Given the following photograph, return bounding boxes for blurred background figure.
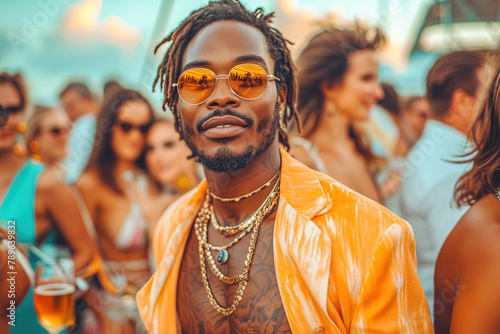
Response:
[59,82,98,184]
[399,96,431,150]
[77,89,154,334]
[103,80,124,104]
[394,51,487,317]
[373,85,432,209]
[140,118,201,230]
[0,72,98,334]
[291,24,391,203]
[434,52,500,334]
[363,84,431,159]
[24,105,71,175]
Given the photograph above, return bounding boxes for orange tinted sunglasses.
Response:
[172,63,280,105]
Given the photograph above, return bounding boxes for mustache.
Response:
[196,108,254,132]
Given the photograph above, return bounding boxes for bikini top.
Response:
[114,202,148,251]
[114,172,149,251]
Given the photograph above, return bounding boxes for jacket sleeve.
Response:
[350,222,434,333]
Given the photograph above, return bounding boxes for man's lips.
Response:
[201,115,249,131]
[201,115,249,140]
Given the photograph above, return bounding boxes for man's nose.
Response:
[206,78,241,109]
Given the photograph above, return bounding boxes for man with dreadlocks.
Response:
[136,1,432,333]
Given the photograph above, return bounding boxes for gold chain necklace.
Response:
[194,182,280,316]
[211,177,280,237]
[209,170,280,202]
[207,223,254,252]
[211,210,255,237]
[204,190,279,284]
[207,179,280,265]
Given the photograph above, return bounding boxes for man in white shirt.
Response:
[396,51,487,317]
[59,83,97,184]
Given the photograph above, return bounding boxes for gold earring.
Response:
[279,110,287,131]
[176,175,191,191]
[326,100,335,117]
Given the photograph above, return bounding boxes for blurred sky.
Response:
[0,0,434,108]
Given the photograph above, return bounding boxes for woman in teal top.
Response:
[0,159,45,334]
[0,72,99,333]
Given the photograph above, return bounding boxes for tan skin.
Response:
[77,100,153,286]
[176,21,291,333]
[0,82,97,275]
[134,121,200,232]
[77,100,153,334]
[290,50,384,202]
[434,194,500,333]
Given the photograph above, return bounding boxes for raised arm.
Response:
[351,222,433,333]
[38,170,98,276]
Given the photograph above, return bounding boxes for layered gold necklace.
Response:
[194,178,280,316]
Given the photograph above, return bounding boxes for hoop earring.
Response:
[279,110,287,131]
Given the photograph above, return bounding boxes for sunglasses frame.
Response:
[172,63,281,105]
[116,121,151,135]
[47,126,70,136]
[0,111,8,127]
[0,104,22,127]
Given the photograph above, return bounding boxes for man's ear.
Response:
[447,88,477,131]
[450,89,468,111]
[278,83,287,112]
[176,112,184,138]
[450,88,476,116]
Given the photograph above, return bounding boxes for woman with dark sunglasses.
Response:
[290,24,391,203]
[77,89,154,333]
[0,73,99,334]
[24,105,71,172]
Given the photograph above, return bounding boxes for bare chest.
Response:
[177,212,292,334]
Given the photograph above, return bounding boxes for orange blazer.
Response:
[136,148,433,333]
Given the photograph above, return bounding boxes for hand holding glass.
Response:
[34,259,75,334]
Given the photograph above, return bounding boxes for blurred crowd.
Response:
[1,17,499,334]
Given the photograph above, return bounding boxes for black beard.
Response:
[181,104,280,173]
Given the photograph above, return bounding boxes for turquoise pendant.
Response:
[217,250,229,264]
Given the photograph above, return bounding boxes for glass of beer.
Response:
[34,259,75,334]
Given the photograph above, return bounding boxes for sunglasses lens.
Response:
[120,123,133,132]
[177,68,216,105]
[139,124,150,134]
[0,111,8,127]
[229,64,268,100]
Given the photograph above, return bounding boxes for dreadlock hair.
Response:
[152,0,300,150]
